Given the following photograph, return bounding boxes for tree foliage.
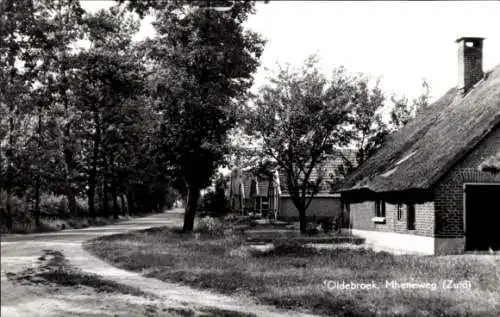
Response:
[390,80,430,130]
[336,77,389,177]
[0,1,181,231]
[245,56,354,233]
[139,0,265,231]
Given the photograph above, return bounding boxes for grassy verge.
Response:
[6,249,149,297]
[1,213,153,235]
[84,227,500,317]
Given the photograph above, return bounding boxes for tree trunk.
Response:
[88,108,100,218]
[120,194,126,216]
[34,176,41,229]
[111,183,119,219]
[126,190,134,215]
[63,148,78,216]
[298,207,307,234]
[34,110,42,229]
[5,188,13,231]
[97,178,103,215]
[101,155,109,218]
[109,154,119,219]
[5,25,16,231]
[5,113,15,230]
[87,182,96,218]
[103,184,109,218]
[58,22,77,217]
[112,193,119,219]
[182,187,200,232]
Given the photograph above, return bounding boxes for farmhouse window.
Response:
[397,204,403,220]
[407,204,416,230]
[374,200,386,217]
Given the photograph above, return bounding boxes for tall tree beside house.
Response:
[336,77,389,177]
[245,56,354,233]
[390,80,431,130]
[338,79,432,177]
[123,1,265,231]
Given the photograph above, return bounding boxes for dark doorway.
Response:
[465,184,500,251]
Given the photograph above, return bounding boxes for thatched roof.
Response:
[479,151,500,174]
[280,151,357,195]
[339,64,500,194]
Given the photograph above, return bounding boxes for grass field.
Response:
[84,226,500,317]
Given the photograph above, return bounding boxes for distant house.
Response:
[279,152,356,220]
[232,151,356,220]
[241,171,274,215]
[339,37,500,255]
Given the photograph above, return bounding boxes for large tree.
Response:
[245,56,354,233]
[336,77,389,177]
[0,0,41,229]
[73,6,145,218]
[125,1,265,231]
[390,80,430,130]
[22,0,86,216]
[337,80,431,177]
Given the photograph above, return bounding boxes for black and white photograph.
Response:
[1,1,499,316]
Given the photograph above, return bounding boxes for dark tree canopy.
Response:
[136,0,265,231]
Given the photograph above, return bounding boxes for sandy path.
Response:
[1,210,320,317]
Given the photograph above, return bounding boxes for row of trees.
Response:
[1,0,168,229]
[1,0,264,232]
[2,0,428,234]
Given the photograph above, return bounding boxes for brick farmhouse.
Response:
[339,37,500,255]
[232,151,356,220]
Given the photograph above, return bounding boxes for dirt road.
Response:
[1,210,319,317]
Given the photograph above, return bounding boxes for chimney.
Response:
[456,37,484,94]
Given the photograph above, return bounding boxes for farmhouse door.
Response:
[465,184,500,251]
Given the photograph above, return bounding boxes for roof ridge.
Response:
[339,64,500,194]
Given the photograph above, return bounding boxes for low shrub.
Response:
[0,192,34,233]
[164,187,179,210]
[199,191,231,218]
[40,218,69,231]
[318,217,334,233]
[76,197,89,215]
[305,221,320,235]
[39,193,67,218]
[195,216,225,237]
[67,217,89,229]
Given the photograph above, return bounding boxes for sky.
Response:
[80,0,500,103]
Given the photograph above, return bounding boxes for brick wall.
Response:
[345,126,499,240]
[279,196,342,220]
[457,39,483,92]
[348,202,377,230]
[434,126,500,237]
[349,201,434,236]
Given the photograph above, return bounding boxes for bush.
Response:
[40,218,69,231]
[195,216,225,237]
[318,218,334,233]
[305,221,320,235]
[76,197,89,215]
[0,191,33,233]
[199,191,230,218]
[40,194,68,218]
[164,187,179,210]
